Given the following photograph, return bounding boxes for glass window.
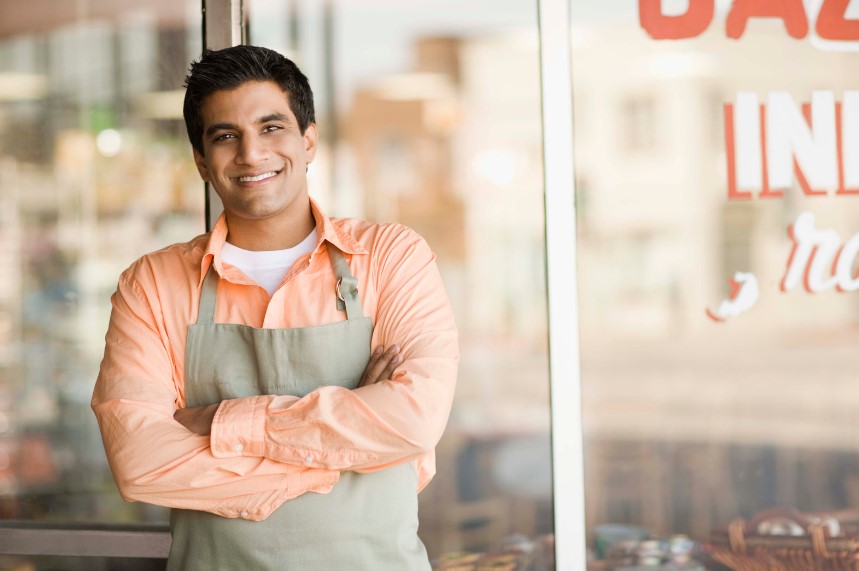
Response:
[573,2,859,569]
[1,2,559,569]
[0,0,201,528]
[621,96,658,153]
[248,1,556,567]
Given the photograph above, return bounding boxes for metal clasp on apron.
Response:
[336,277,357,303]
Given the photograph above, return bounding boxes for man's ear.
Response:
[303,123,318,164]
[193,148,210,182]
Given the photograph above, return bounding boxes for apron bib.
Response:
[168,244,430,570]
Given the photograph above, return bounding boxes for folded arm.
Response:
[92,272,339,520]
[208,227,459,474]
[173,345,404,434]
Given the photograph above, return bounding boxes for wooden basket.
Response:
[710,509,859,571]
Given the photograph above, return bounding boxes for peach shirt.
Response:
[92,199,459,521]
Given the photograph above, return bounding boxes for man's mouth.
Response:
[237,170,280,183]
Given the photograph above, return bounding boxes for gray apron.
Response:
[168,244,430,570]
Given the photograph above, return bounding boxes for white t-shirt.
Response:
[220,229,318,296]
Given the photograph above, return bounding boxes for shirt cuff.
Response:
[210,396,268,458]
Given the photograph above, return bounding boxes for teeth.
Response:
[238,171,277,182]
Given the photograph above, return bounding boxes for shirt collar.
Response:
[200,197,367,286]
[309,197,367,257]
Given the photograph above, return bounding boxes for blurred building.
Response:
[343,32,553,554]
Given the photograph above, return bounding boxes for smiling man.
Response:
[91,45,458,570]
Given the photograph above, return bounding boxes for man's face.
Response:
[193,80,317,227]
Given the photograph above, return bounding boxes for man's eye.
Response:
[213,133,235,142]
[263,125,282,133]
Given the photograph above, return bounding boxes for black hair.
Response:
[183,45,315,155]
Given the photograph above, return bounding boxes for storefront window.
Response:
[0,1,557,569]
[0,0,200,526]
[574,2,859,569]
[248,0,556,566]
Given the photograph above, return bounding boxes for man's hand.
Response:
[359,345,402,387]
[173,403,219,436]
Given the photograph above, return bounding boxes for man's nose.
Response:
[236,134,268,165]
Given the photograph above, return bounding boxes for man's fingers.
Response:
[359,345,401,387]
[377,354,402,384]
[359,347,387,386]
[365,345,399,384]
[172,404,218,436]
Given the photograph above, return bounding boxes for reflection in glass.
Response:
[573,3,859,569]
[0,0,201,526]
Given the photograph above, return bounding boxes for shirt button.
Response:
[304,456,313,465]
[240,511,249,518]
[233,444,244,453]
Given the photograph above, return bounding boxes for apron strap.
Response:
[196,263,219,325]
[195,245,364,324]
[326,243,364,320]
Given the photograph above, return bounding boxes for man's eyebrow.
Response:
[257,113,290,124]
[205,123,236,137]
[205,114,291,137]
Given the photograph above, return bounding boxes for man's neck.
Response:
[224,203,316,251]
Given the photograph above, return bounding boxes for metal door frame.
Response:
[537,0,586,568]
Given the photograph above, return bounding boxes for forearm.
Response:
[93,398,338,519]
[209,225,459,472]
[210,342,458,471]
[94,271,340,519]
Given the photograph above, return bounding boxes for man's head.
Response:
[183,46,320,249]
[183,45,316,156]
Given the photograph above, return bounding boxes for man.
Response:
[92,45,458,570]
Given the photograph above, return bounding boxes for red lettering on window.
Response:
[758,104,782,198]
[833,102,859,195]
[817,0,859,41]
[639,0,714,40]
[780,223,799,292]
[724,104,753,200]
[794,103,828,197]
[726,0,809,40]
